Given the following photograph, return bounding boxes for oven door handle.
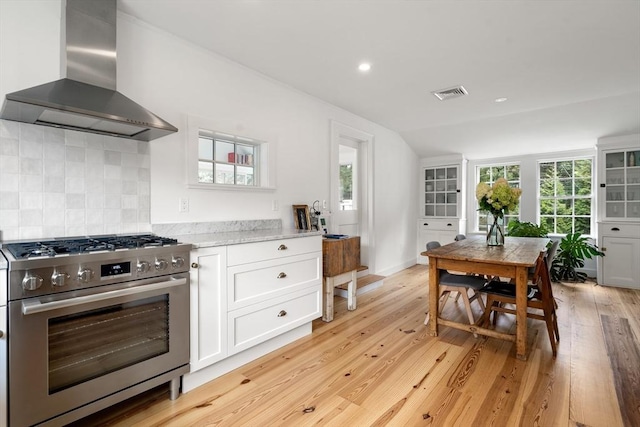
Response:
[22,277,187,315]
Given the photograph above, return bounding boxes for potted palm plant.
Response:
[550,232,604,282]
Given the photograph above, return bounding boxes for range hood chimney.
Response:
[0,0,177,141]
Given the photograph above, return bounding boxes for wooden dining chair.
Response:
[480,254,559,356]
[424,241,487,326]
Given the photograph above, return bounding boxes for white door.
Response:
[330,121,374,271]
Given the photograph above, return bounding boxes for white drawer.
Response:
[227,252,321,310]
[227,235,322,266]
[228,286,321,355]
[599,222,640,238]
[419,218,458,232]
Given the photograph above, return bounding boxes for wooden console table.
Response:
[322,236,360,321]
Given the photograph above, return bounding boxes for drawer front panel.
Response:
[419,219,458,232]
[599,223,640,238]
[228,253,321,310]
[228,287,321,354]
[227,235,322,266]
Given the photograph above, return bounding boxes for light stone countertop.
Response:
[170,228,323,249]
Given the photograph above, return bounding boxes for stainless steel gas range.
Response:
[0,234,191,427]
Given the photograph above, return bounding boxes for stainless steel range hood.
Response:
[0,0,177,141]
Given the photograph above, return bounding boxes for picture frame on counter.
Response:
[293,205,311,230]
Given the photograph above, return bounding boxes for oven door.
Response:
[8,273,189,427]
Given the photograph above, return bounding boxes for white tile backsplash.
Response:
[65,146,85,162]
[0,192,19,209]
[0,121,151,240]
[0,173,18,191]
[104,150,122,165]
[19,138,43,159]
[19,175,43,192]
[19,193,43,209]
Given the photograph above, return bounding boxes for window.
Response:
[186,116,275,190]
[539,158,593,235]
[339,143,357,211]
[198,133,257,186]
[476,163,521,230]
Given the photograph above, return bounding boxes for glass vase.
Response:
[487,213,505,246]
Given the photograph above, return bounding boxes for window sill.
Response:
[187,182,276,192]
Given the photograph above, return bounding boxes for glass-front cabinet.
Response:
[423,166,459,217]
[418,155,466,265]
[597,134,640,289]
[603,149,640,219]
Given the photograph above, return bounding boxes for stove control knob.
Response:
[78,268,94,283]
[137,260,151,273]
[172,256,185,269]
[155,258,169,271]
[22,273,43,291]
[51,270,70,287]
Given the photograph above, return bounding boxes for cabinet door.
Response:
[601,237,640,289]
[190,246,228,371]
[602,149,640,220]
[423,165,459,217]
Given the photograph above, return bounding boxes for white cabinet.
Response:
[183,234,322,392]
[597,222,640,289]
[189,246,227,371]
[599,141,640,220]
[418,155,467,263]
[226,236,322,354]
[422,165,460,218]
[417,218,460,264]
[597,134,640,288]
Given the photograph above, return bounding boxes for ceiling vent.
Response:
[431,85,468,101]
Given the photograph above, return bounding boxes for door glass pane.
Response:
[339,144,357,211]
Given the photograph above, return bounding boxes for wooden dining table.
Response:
[423,235,550,360]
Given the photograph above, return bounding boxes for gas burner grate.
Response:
[4,234,179,259]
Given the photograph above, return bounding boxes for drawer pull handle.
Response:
[277,272,287,279]
[191,262,199,269]
[423,223,428,226]
[277,244,288,251]
[611,227,620,231]
[277,310,287,317]
[447,223,452,227]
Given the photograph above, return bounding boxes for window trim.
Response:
[186,116,276,191]
[536,155,595,236]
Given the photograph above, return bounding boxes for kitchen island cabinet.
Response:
[181,232,322,393]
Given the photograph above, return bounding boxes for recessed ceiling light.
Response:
[495,97,508,103]
[358,63,371,72]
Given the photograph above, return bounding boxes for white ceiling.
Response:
[118,0,640,159]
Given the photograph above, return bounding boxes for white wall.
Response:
[0,2,419,275]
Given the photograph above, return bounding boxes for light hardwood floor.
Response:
[71,264,639,427]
